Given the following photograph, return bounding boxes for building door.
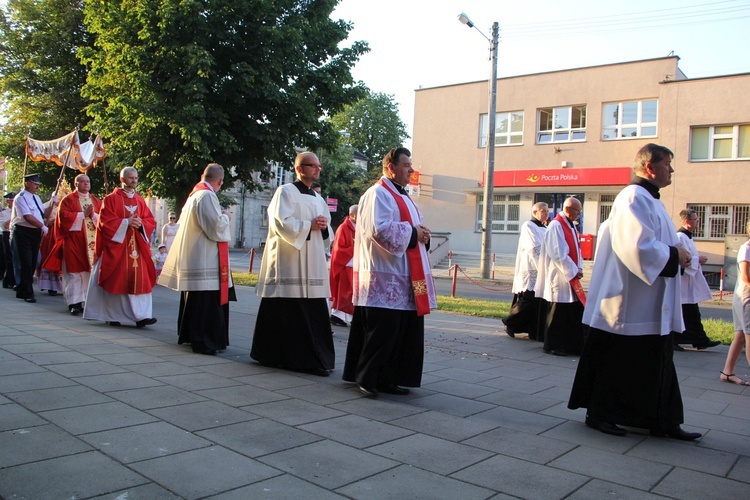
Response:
[599,194,616,227]
[534,192,585,227]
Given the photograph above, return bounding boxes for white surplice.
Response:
[583,184,683,336]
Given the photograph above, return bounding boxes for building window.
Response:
[602,99,657,140]
[690,124,750,161]
[271,162,292,188]
[688,204,750,240]
[260,205,269,228]
[476,193,520,233]
[537,105,586,143]
[479,111,524,147]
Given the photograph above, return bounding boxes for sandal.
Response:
[720,371,750,386]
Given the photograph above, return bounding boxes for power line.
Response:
[500,1,750,38]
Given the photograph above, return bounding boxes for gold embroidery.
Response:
[413,279,427,296]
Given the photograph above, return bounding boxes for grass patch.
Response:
[233,277,734,345]
[232,272,258,287]
[436,295,511,319]
[437,295,734,345]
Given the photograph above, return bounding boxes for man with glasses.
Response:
[535,197,586,356]
[251,152,334,376]
[672,209,721,351]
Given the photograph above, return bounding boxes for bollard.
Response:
[248,247,256,273]
[448,250,453,277]
[451,264,458,298]
[719,268,725,301]
[491,252,496,280]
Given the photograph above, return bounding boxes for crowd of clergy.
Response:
[5,143,750,442]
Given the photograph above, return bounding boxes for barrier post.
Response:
[451,265,458,298]
[248,247,256,273]
[491,253,496,280]
[448,250,453,277]
[719,268,725,301]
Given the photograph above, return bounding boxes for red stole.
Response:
[378,179,431,316]
[554,213,586,306]
[189,182,230,305]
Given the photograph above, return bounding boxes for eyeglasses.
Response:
[298,163,323,169]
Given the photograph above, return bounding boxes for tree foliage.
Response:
[330,91,408,173]
[318,140,366,228]
[0,0,92,193]
[79,0,369,209]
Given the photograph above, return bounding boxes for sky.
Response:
[331,0,750,148]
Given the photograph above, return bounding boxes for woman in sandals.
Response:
[720,219,750,386]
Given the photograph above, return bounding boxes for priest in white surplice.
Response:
[535,197,586,356]
[158,163,234,355]
[503,202,548,341]
[569,143,701,441]
[251,152,334,376]
[343,147,437,397]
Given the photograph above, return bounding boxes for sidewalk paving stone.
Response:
[1,280,749,498]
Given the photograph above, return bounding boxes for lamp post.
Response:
[458,12,499,280]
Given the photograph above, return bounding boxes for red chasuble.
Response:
[44,191,102,274]
[554,213,587,306]
[329,216,355,315]
[188,182,230,305]
[95,188,156,295]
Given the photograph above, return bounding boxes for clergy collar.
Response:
[678,226,693,238]
[531,218,545,228]
[77,191,90,198]
[631,176,660,199]
[120,187,136,198]
[385,177,408,195]
[293,180,316,196]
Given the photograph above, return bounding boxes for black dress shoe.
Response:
[358,385,378,397]
[693,340,721,350]
[379,385,410,395]
[585,415,627,436]
[47,290,58,296]
[543,348,568,356]
[135,318,157,328]
[330,316,348,327]
[673,344,685,352]
[650,426,702,441]
[24,297,37,303]
[505,327,516,338]
[308,368,331,377]
[107,321,121,326]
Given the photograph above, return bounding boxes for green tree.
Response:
[0,0,93,190]
[79,0,368,210]
[330,91,408,174]
[318,141,366,228]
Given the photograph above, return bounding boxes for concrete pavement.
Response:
[1,282,749,499]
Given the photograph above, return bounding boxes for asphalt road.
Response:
[229,250,733,322]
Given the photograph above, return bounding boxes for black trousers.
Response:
[672,303,711,345]
[2,231,14,288]
[11,226,41,299]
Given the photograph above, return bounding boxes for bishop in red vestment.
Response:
[83,167,158,327]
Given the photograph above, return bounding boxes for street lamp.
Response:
[458,12,499,280]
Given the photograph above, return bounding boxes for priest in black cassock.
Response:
[158,163,234,355]
[568,143,701,441]
[251,152,334,376]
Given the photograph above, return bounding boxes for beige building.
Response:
[412,56,750,279]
